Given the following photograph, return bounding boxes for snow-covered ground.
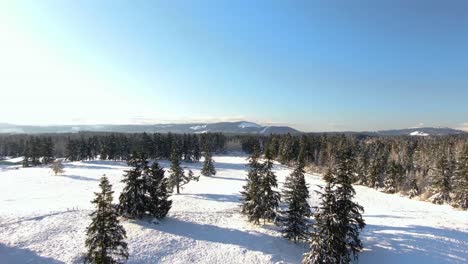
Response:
[0,155,467,264]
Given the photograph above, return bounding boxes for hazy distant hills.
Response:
[0,122,465,135]
[0,121,300,134]
[374,127,466,136]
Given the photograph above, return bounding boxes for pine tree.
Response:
[168,145,184,194]
[85,175,128,264]
[167,144,199,194]
[356,150,369,185]
[384,161,401,194]
[303,168,343,264]
[430,152,452,204]
[118,153,148,218]
[452,145,468,209]
[240,150,263,224]
[201,148,216,177]
[259,149,281,223]
[280,158,311,242]
[333,145,366,263]
[146,161,172,218]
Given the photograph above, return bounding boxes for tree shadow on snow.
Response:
[203,175,246,182]
[361,224,468,264]
[64,163,124,171]
[208,161,248,171]
[137,218,306,263]
[59,174,99,182]
[0,211,79,228]
[180,193,242,203]
[0,243,64,264]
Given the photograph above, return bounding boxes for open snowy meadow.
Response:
[0,155,467,264]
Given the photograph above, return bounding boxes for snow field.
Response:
[0,155,467,263]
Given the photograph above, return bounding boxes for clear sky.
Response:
[1,0,467,132]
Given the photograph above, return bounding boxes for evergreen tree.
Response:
[303,168,343,264]
[259,149,281,223]
[452,145,468,209]
[240,150,263,224]
[168,145,184,194]
[355,149,369,185]
[333,145,366,263]
[279,158,311,242]
[167,145,199,194]
[85,175,128,264]
[384,161,402,194]
[146,161,172,218]
[118,153,148,218]
[22,143,30,168]
[201,148,216,177]
[430,152,452,204]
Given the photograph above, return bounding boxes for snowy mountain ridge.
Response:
[0,121,300,134]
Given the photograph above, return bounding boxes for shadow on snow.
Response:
[361,224,467,264]
[136,217,306,263]
[0,243,64,264]
[180,193,242,203]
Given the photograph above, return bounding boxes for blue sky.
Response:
[1,0,467,131]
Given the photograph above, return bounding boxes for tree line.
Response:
[0,132,226,164]
[242,133,468,209]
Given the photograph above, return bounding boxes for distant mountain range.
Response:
[374,127,466,136]
[0,121,300,134]
[0,122,465,136]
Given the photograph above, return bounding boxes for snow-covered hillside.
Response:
[0,156,467,264]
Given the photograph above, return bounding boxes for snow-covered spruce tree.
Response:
[430,152,453,204]
[168,145,185,194]
[303,168,343,264]
[452,145,468,209]
[333,145,366,263]
[280,158,311,242]
[408,178,420,199]
[168,145,199,194]
[355,149,369,185]
[383,161,402,194]
[240,150,264,224]
[201,148,216,177]
[118,153,148,218]
[146,161,172,219]
[259,149,281,223]
[85,175,128,264]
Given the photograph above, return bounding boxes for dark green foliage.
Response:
[118,153,148,218]
[146,161,172,218]
[240,151,264,224]
[119,154,172,219]
[279,160,311,242]
[85,175,128,264]
[201,148,216,177]
[430,151,453,204]
[168,145,199,194]
[303,169,342,264]
[241,149,280,225]
[452,145,468,209]
[333,146,366,263]
[168,146,184,194]
[384,161,403,194]
[259,152,281,222]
